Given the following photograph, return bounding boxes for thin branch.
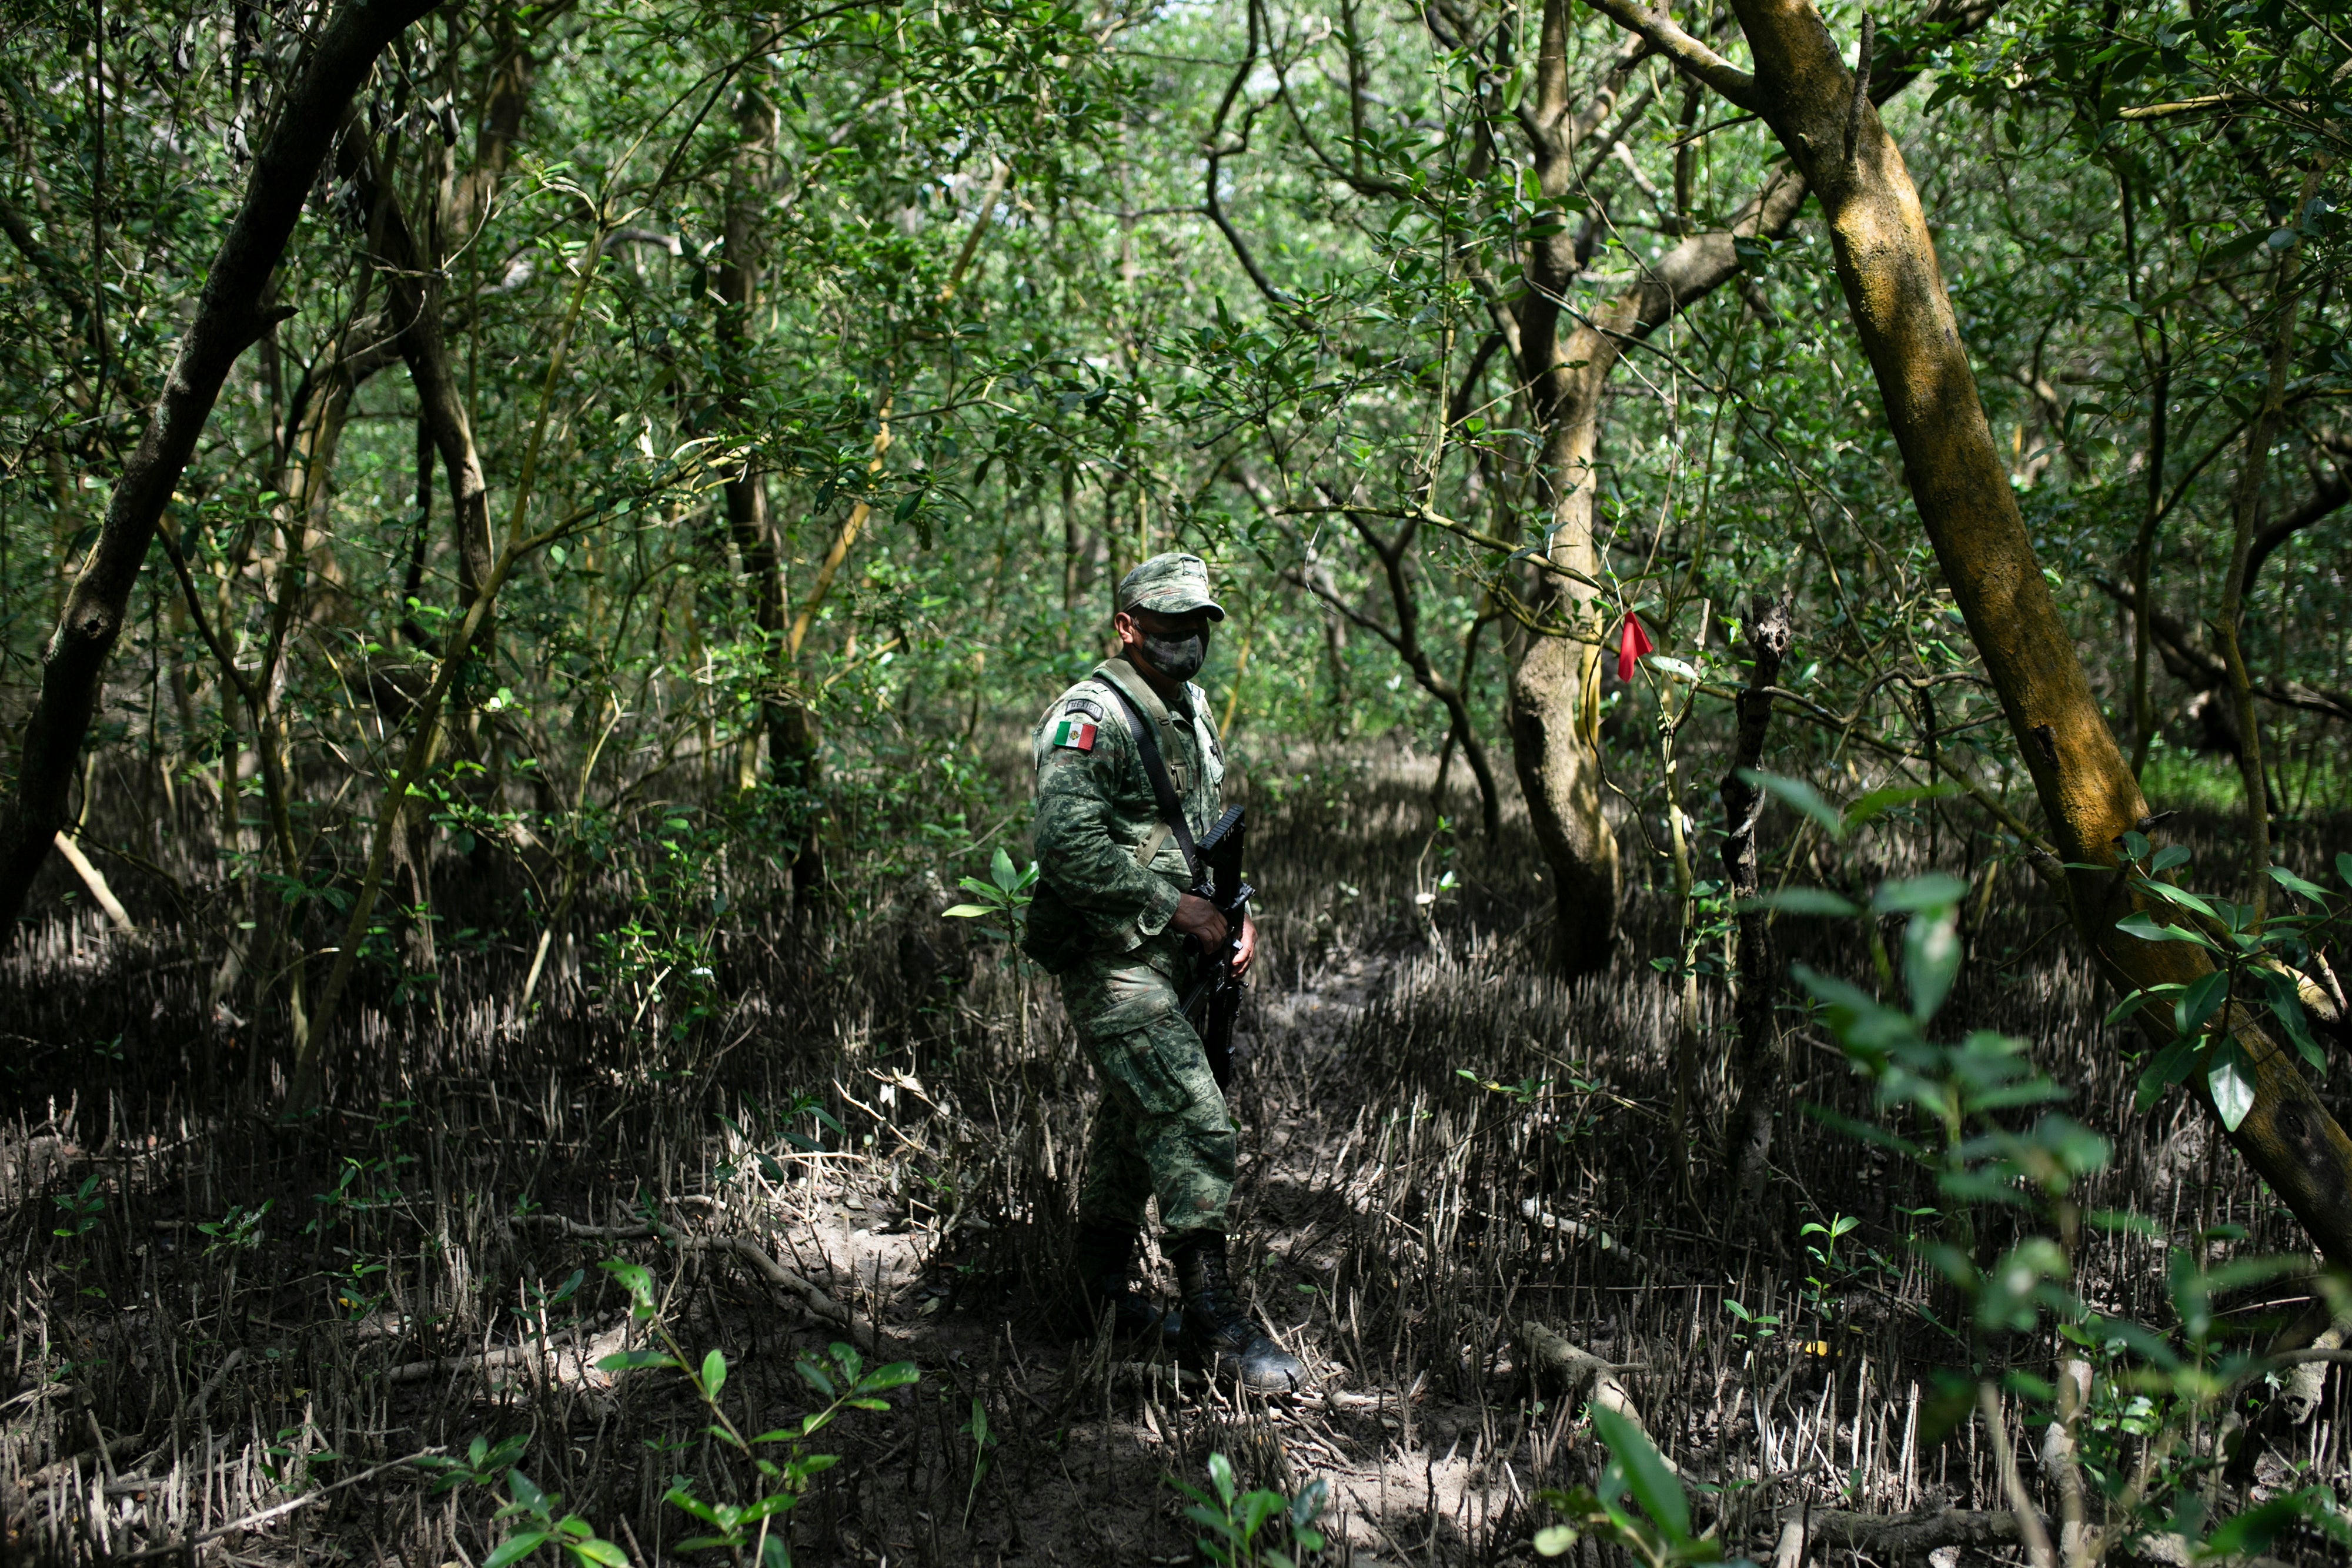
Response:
[1202,0,1291,305]
[1576,0,1762,114]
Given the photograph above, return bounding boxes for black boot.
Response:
[1070,1221,1181,1346]
[1171,1232,1306,1391]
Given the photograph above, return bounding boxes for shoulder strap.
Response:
[1098,678,1202,882]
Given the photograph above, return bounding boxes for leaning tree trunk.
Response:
[1589,0,2352,1265]
[0,0,440,935]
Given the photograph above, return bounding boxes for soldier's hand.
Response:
[1171,892,1230,950]
[1232,912,1257,978]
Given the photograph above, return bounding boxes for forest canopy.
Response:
[3,0,2351,1560]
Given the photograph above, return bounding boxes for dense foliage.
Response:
[3,0,2351,1559]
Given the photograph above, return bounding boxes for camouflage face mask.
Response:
[1139,628,1206,682]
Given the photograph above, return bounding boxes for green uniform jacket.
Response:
[1023,657,1226,979]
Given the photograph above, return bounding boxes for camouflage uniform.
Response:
[1025,629,1234,1239]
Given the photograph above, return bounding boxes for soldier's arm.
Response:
[1033,728,1184,938]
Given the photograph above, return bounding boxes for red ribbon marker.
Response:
[1615,614,1653,682]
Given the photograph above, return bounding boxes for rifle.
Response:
[1182,805,1252,1089]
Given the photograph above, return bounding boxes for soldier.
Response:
[1022,553,1306,1392]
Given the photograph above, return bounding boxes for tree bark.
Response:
[1586,0,2352,1267]
[2216,238,2305,921]
[717,88,793,780]
[1719,596,1793,1242]
[1499,0,1992,978]
[0,0,440,937]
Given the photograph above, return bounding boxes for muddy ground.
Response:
[2,763,2347,1565]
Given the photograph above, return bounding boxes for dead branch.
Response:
[1773,1506,2024,1565]
[1519,1320,1666,1463]
[512,1213,879,1352]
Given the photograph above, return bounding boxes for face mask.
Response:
[1140,629,1206,682]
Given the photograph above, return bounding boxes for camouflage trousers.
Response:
[1058,943,1234,1239]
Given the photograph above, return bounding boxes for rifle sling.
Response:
[1098,677,1202,885]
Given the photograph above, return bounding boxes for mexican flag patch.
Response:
[1051,714,1098,752]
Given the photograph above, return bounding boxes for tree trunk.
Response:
[1588,0,2352,1266]
[2215,240,2304,921]
[718,88,792,781]
[1504,0,1820,977]
[1719,596,1793,1243]
[0,0,440,936]
[1499,0,1987,979]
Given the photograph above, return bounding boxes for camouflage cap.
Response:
[1117,552,1226,621]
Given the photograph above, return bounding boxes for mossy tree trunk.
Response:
[1589,0,2352,1265]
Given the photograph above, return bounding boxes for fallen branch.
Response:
[51,831,133,932]
[186,1346,245,1421]
[513,1213,877,1352]
[700,1235,879,1354]
[1769,1504,2300,1568]
[1517,1200,1656,1271]
[1773,1506,2024,1566]
[22,1432,141,1490]
[1519,1321,1664,1463]
[383,1343,544,1385]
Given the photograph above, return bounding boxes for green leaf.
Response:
[596,1350,678,1372]
[2104,985,2177,1027]
[2141,880,2217,919]
[941,904,995,918]
[2086,1208,2159,1236]
[2173,971,2229,1040]
[507,1470,550,1513]
[2115,911,2215,949]
[2259,970,2326,1072]
[482,1533,550,1568]
[1905,907,1962,1022]
[566,1538,633,1567]
[2149,844,2191,874]
[1207,1451,1237,1507]
[1872,872,1970,915]
[2268,864,2332,902]
[1746,887,1862,918]
[2133,1035,2200,1114]
[2201,1489,2332,1556]
[2336,851,2352,891]
[2207,1042,2257,1132]
[599,1259,656,1310]
[1587,1404,1688,1540]
[1843,783,1960,830]
[1742,770,1843,839]
[860,1360,921,1392]
[701,1349,728,1401]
